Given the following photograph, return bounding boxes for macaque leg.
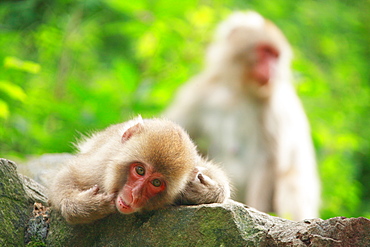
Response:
[274,174,297,219]
[245,163,274,213]
[274,171,318,220]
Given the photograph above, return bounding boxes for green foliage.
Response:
[0,0,369,219]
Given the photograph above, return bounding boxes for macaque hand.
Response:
[75,185,117,215]
[191,167,217,188]
[78,184,116,206]
[175,167,227,205]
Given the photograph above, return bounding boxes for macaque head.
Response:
[206,11,293,99]
[104,118,199,214]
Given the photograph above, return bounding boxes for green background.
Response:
[0,0,369,219]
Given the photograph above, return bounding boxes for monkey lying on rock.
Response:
[48,117,231,224]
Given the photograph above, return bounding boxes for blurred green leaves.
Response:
[0,0,369,219]
[0,100,9,119]
[0,81,27,103]
[4,57,41,74]
[0,56,39,119]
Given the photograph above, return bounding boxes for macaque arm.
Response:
[49,168,116,224]
[275,135,320,220]
[175,160,231,205]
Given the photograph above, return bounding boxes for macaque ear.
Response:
[251,43,279,85]
[122,123,143,143]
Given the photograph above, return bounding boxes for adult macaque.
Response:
[164,11,320,220]
[48,117,230,224]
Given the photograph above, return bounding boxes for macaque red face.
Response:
[206,12,292,99]
[116,162,166,214]
[250,43,279,86]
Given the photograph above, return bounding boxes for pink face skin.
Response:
[115,162,166,214]
[251,43,279,86]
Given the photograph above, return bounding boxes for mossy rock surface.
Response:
[0,159,47,246]
[1,158,370,247]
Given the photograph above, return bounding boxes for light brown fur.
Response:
[164,11,320,220]
[48,117,230,224]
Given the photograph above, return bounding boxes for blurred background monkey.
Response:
[165,11,320,220]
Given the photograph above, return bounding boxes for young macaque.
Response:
[164,11,320,220]
[48,117,230,224]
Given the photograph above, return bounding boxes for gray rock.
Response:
[1,158,370,246]
[0,158,47,246]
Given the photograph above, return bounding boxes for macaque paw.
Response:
[78,185,116,211]
[191,167,217,188]
[196,172,216,186]
[176,167,224,205]
[86,184,100,195]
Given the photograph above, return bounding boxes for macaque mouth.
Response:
[116,196,134,214]
[117,196,129,208]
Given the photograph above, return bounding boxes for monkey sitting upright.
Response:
[48,116,230,224]
[165,11,320,220]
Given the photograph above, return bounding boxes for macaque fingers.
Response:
[176,166,229,205]
[197,172,216,186]
[86,184,99,195]
[188,166,216,186]
[60,191,116,224]
[77,187,116,206]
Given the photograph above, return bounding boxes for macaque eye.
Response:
[135,166,145,176]
[151,179,162,187]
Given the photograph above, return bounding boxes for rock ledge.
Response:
[1,158,369,246]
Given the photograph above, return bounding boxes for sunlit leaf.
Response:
[137,32,158,58]
[113,60,139,93]
[186,6,215,28]
[320,36,344,58]
[4,56,41,74]
[0,100,9,119]
[0,81,27,102]
[336,133,359,150]
[105,0,147,13]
